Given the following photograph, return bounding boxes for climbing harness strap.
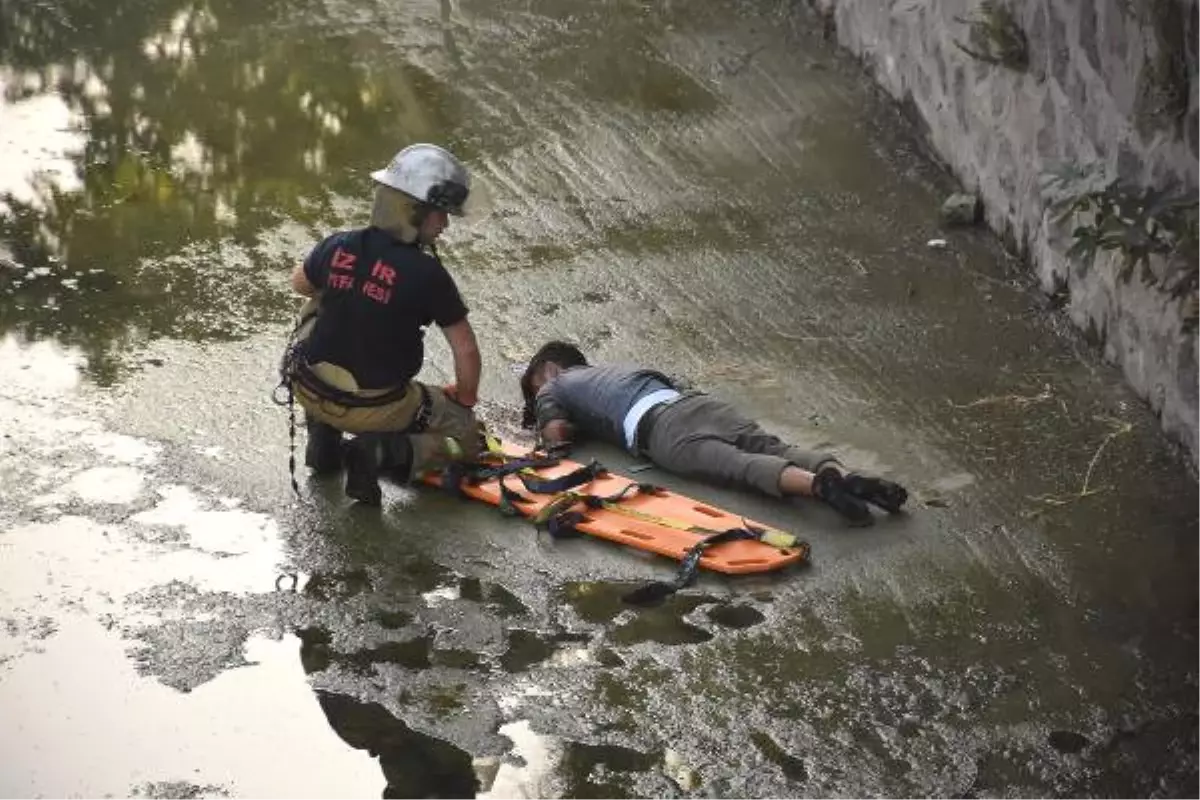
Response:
[621,526,766,607]
[272,236,452,499]
[273,329,431,500]
[515,461,607,494]
[288,357,411,409]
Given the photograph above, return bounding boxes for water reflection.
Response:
[297,626,481,798]
[0,0,461,379]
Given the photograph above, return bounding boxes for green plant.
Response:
[1042,164,1199,303]
[954,1,1029,71]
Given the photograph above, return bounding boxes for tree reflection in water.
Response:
[0,0,461,380]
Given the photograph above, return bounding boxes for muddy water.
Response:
[1,0,1196,797]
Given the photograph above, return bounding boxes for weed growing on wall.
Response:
[953,1,1029,71]
[1042,164,1199,326]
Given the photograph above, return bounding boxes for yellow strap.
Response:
[597,501,798,549]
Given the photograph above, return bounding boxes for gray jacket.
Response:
[534,364,680,448]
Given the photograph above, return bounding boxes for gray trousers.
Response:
[642,394,838,498]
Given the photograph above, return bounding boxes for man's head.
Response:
[370,143,470,245]
[520,341,588,428]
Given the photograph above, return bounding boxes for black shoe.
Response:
[343,437,382,506]
[813,468,874,527]
[305,420,344,475]
[379,434,415,484]
[843,473,908,514]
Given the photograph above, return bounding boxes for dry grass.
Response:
[1028,416,1134,508]
[949,385,1053,410]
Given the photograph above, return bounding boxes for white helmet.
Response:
[370,143,470,216]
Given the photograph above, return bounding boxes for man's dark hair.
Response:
[520,341,588,428]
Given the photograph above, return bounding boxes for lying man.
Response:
[519,341,908,526]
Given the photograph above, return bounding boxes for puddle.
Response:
[458,576,530,618]
[433,647,488,671]
[560,581,719,646]
[500,629,591,673]
[0,512,281,615]
[0,335,83,395]
[0,87,84,210]
[706,604,766,630]
[561,580,716,623]
[299,627,434,675]
[0,625,381,798]
[422,575,529,617]
[1048,730,1090,754]
[130,486,284,579]
[561,741,661,799]
[611,614,713,646]
[483,719,558,798]
[312,691,478,798]
[63,465,147,504]
[560,581,635,624]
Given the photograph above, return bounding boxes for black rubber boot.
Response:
[379,434,415,484]
[305,419,344,475]
[813,468,874,527]
[343,435,382,506]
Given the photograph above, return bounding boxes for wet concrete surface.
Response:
[1,0,1197,797]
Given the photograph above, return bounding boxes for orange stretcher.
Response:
[421,439,808,576]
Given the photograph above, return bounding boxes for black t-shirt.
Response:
[301,227,468,389]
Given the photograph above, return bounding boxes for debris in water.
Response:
[949,385,1052,410]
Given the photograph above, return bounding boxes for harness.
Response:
[443,435,809,606]
[271,308,431,499]
[272,238,451,497]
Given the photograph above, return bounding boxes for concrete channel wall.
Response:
[798,0,1199,465]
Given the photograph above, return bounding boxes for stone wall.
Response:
[800,0,1199,465]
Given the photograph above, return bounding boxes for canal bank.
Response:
[798,0,1199,466]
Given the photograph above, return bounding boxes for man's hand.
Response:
[441,319,481,407]
[843,473,908,513]
[540,420,573,452]
[291,262,317,297]
[442,384,475,408]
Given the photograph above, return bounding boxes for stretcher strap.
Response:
[449,434,804,597]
